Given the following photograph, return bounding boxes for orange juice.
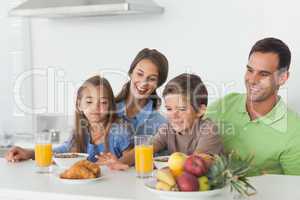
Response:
[35,143,52,167]
[135,145,153,174]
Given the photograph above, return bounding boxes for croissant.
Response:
[60,160,101,179]
[74,160,101,177]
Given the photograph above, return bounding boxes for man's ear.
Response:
[196,105,207,118]
[278,71,289,86]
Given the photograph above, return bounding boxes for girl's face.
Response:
[78,84,109,124]
[129,59,159,100]
[164,94,205,133]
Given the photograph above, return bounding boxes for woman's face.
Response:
[78,84,110,124]
[129,59,159,100]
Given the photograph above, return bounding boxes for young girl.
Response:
[6,76,131,169]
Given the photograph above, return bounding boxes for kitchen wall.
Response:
[0,0,33,134]
[7,0,300,133]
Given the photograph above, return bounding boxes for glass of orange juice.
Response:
[134,135,153,178]
[35,131,52,173]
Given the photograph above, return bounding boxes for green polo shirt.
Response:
[206,93,300,176]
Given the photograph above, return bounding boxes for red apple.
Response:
[176,172,199,192]
[183,155,208,177]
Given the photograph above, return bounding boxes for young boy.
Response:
[96,73,223,168]
[153,73,223,155]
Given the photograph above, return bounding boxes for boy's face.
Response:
[78,84,110,124]
[164,94,204,133]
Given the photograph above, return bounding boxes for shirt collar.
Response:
[238,94,248,113]
[238,94,286,125]
[169,118,202,136]
[257,97,286,125]
[116,99,154,123]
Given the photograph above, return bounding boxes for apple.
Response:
[176,172,199,192]
[168,152,187,177]
[184,155,208,177]
[195,152,215,167]
[198,176,210,191]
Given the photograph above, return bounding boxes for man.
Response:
[206,37,300,176]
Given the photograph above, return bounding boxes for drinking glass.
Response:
[134,135,153,178]
[35,131,52,173]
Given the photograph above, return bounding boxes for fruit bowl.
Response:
[53,153,88,169]
[154,156,169,169]
[145,179,229,200]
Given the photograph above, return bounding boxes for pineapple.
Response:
[207,152,256,197]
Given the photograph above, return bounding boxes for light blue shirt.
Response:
[116,99,167,136]
[53,122,132,162]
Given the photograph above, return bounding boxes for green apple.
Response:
[198,176,210,191]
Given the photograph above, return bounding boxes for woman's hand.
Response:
[107,162,129,171]
[95,152,129,171]
[95,152,118,165]
[5,146,34,162]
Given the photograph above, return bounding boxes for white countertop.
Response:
[0,158,299,200]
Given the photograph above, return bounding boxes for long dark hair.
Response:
[115,48,169,110]
[72,75,117,153]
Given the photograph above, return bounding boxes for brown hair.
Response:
[115,48,169,110]
[162,73,208,111]
[72,75,117,153]
[249,37,291,72]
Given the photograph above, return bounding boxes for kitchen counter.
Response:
[0,158,299,200]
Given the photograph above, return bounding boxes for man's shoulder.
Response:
[286,107,300,133]
[207,92,244,114]
[217,92,244,104]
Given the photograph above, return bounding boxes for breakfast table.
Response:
[0,158,299,200]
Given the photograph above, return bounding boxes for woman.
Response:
[97,48,169,167]
[115,48,169,136]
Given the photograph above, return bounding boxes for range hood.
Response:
[9,0,164,18]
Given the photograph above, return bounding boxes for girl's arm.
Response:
[5,146,34,162]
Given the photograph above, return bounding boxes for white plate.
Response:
[57,175,105,184]
[53,168,105,184]
[154,156,169,169]
[145,179,228,200]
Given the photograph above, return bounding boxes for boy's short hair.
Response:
[162,73,208,111]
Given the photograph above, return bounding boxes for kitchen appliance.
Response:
[9,0,164,18]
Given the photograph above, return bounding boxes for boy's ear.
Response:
[196,105,207,118]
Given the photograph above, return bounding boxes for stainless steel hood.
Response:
[9,0,164,18]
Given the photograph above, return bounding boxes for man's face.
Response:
[245,52,288,103]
